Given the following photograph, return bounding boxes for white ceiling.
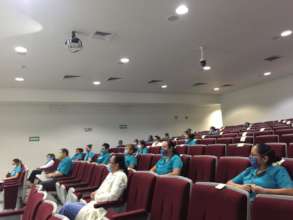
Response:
[0,0,293,94]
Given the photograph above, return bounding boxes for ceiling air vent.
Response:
[92,31,114,40]
[107,77,122,81]
[264,55,281,62]
[148,80,163,84]
[63,75,80,79]
[167,15,179,22]
[221,84,233,87]
[192,82,207,87]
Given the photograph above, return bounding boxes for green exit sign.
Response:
[29,136,40,142]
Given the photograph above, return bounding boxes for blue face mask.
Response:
[101,148,106,154]
[249,156,259,169]
[160,148,168,157]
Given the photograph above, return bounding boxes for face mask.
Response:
[160,148,168,157]
[101,148,106,154]
[249,156,259,169]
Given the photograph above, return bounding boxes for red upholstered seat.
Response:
[175,145,187,154]
[227,144,252,157]
[266,143,287,158]
[216,137,233,144]
[34,200,57,220]
[180,155,191,177]
[187,182,248,220]
[254,131,274,137]
[255,135,279,144]
[274,128,293,136]
[136,154,154,171]
[148,146,161,154]
[233,136,254,144]
[215,157,250,183]
[205,144,226,157]
[197,138,216,145]
[280,134,293,145]
[282,159,293,179]
[187,155,217,182]
[287,143,293,158]
[187,145,205,156]
[252,194,293,220]
[150,154,161,168]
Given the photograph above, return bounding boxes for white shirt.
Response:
[152,141,163,147]
[39,160,55,169]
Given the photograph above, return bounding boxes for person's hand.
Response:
[46,173,52,178]
[90,192,96,199]
[251,185,266,194]
[239,184,251,192]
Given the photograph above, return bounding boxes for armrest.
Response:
[109,209,147,220]
[59,179,81,185]
[0,208,24,217]
[64,182,87,189]
[75,186,98,193]
[94,200,123,209]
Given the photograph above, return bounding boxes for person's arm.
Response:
[165,168,181,176]
[4,173,20,180]
[251,185,293,195]
[226,168,252,192]
[150,165,156,173]
[40,160,54,169]
[47,171,63,178]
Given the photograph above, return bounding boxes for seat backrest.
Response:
[275,128,293,136]
[188,156,217,182]
[252,194,293,220]
[136,154,153,171]
[216,137,233,144]
[282,159,293,179]
[215,157,250,183]
[287,143,293,158]
[222,133,238,138]
[280,134,293,145]
[255,135,279,144]
[187,145,205,156]
[197,138,216,145]
[254,131,274,137]
[23,190,47,220]
[180,155,191,177]
[227,144,252,157]
[175,145,187,154]
[205,144,226,157]
[150,154,161,168]
[88,164,109,187]
[233,136,254,144]
[150,176,191,220]
[34,200,57,220]
[149,146,161,154]
[187,183,248,220]
[266,143,287,158]
[126,171,156,212]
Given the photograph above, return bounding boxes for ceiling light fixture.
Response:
[161,84,168,89]
[15,77,24,82]
[264,72,271,76]
[281,30,292,38]
[203,66,211,71]
[93,81,101,85]
[175,4,189,15]
[120,57,130,64]
[213,87,220,92]
[14,46,28,54]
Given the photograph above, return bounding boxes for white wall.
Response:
[0,102,222,177]
[221,74,293,125]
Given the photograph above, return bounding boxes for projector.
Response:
[65,31,83,53]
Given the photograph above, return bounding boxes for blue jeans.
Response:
[59,202,85,220]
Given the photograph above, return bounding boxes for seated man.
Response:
[39,148,72,191]
[59,155,128,220]
[137,140,149,155]
[96,143,111,165]
[227,143,293,200]
[150,141,183,176]
[28,153,56,184]
[124,144,137,169]
[71,148,84,161]
[84,144,95,162]
[185,133,197,145]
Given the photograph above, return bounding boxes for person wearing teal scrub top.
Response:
[71,148,84,161]
[185,133,197,145]
[137,140,149,155]
[227,143,293,199]
[84,144,95,162]
[97,143,111,165]
[150,141,183,176]
[124,144,137,169]
[4,158,23,180]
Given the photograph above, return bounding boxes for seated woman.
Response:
[59,155,128,220]
[185,133,197,145]
[150,141,183,176]
[71,148,84,161]
[3,158,24,181]
[28,153,56,184]
[96,143,111,165]
[227,143,293,199]
[137,140,149,155]
[124,144,137,169]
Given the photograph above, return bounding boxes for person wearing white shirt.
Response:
[27,153,56,184]
[152,135,163,147]
[59,155,128,220]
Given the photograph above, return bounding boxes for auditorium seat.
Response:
[150,154,161,168]
[180,155,191,177]
[216,137,233,145]
[109,148,125,153]
[34,200,57,220]
[175,140,186,145]
[187,155,217,182]
[187,182,249,220]
[255,135,279,144]
[254,131,274,137]
[215,157,250,183]
[137,154,154,171]
[233,136,254,144]
[222,133,238,138]
[205,144,226,157]
[175,145,187,154]
[54,162,82,182]
[282,159,293,179]
[227,144,252,157]
[148,146,161,154]
[252,194,293,220]
[287,143,293,158]
[275,128,293,136]
[187,144,205,156]
[280,134,293,145]
[266,143,287,158]
[197,138,216,145]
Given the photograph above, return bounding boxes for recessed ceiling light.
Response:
[15,77,24,82]
[120,57,130,64]
[175,4,189,15]
[203,66,211,71]
[213,87,220,92]
[161,84,168,89]
[14,46,28,54]
[264,72,271,76]
[93,81,101,85]
[281,30,292,38]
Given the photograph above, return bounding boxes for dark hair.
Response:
[139,140,146,146]
[112,155,128,175]
[87,144,93,149]
[77,148,84,153]
[166,140,178,155]
[47,153,56,160]
[155,135,161,141]
[61,148,69,156]
[188,133,195,139]
[256,144,280,165]
[12,158,22,166]
[118,140,123,144]
[102,143,110,150]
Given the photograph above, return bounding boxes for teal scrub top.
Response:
[57,157,73,176]
[11,166,22,177]
[137,147,149,155]
[84,151,95,161]
[185,139,197,145]
[155,154,183,175]
[71,153,84,161]
[97,152,111,165]
[125,154,137,168]
[232,165,293,198]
